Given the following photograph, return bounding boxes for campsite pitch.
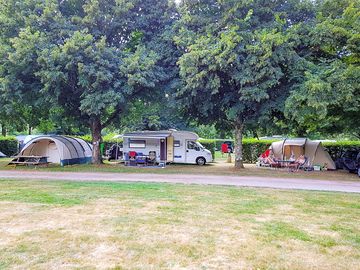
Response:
[0,157,359,182]
[0,180,359,269]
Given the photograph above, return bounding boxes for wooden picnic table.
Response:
[8,155,49,167]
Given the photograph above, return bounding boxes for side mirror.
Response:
[195,146,200,151]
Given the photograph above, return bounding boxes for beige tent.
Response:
[270,138,336,170]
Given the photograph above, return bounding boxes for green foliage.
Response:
[285,0,360,137]
[175,0,315,167]
[0,136,18,156]
[202,138,360,163]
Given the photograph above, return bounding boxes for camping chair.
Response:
[135,152,147,166]
[288,156,307,172]
[147,151,156,166]
[128,151,137,166]
[268,157,282,169]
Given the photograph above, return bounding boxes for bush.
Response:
[201,138,360,163]
[322,141,360,161]
[73,134,360,163]
[198,139,217,159]
[0,136,18,156]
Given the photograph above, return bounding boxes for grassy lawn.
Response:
[0,179,359,269]
[1,156,359,181]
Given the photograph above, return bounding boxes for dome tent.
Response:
[0,151,6,158]
[269,138,336,170]
[20,136,92,166]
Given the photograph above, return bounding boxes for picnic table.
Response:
[8,155,49,167]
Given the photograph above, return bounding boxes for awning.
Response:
[123,135,170,140]
[122,131,172,140]
[283,138,307,146]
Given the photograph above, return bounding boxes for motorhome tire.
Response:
[196,157,206,166]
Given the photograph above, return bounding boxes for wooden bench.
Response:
[8,156,49,168]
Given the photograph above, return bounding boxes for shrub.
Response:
[0,136,18,156]
[201,138,360,163]
[322,141,360,161]
[198,139,217,159]
[73,134,360,163]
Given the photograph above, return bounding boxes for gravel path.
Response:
[0,170,359,193]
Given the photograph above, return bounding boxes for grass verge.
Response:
[0,179,359,269]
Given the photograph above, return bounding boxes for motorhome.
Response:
[122,130,213,165]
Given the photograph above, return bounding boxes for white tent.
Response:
[270,138,336,170]
[20,136,92,166]
[0,151,6,158]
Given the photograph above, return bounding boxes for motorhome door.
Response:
[185,140,200,164]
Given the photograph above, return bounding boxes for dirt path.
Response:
[0,170,359,193]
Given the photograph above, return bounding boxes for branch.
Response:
[102,105,123,128]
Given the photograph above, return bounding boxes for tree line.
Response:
[0,0,359,168]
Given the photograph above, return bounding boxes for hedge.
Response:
[322,141,360,161]
[0,136,18,156]
[200,138,360,163]
[74,135,360,163]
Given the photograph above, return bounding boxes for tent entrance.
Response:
[47,141,61,163]
[283,145,304,159]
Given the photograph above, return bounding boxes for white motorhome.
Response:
[122,130,213,165]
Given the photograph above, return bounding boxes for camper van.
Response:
[122,130,213,165]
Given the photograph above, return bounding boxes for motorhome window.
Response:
[187,141,197,150]
[174,140,180,147]
[129,140,146,148]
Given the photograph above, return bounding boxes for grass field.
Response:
[0,179,359,269]
[1,155,359,181]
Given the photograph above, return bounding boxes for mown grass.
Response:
[0,179,359,269]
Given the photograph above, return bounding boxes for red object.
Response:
[221,143,229,153]
[129,151,137,158]
[261,149,271,158]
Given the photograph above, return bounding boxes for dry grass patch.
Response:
[0,180,359,269]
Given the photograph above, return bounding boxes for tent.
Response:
[0,151,6,158]
[269,138,336,170]
[19,136,92,166]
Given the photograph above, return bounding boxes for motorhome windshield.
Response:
[196,142,205,149]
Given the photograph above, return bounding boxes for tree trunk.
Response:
[1,124,6,137]
[90,116,103,164]
[28,126,32,135]
[234,121,244,169]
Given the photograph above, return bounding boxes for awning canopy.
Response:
[283,138,307,146]
[122,131,172,140]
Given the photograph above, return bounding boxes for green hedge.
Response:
[0,136,18,156]
[201,138,360,163]
[74,134,360,163]
[322,141,360,161]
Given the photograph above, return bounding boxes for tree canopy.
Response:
[0,0,358,167]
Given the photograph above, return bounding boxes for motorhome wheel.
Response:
[196,157,206,166]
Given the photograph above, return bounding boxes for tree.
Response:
[285,0,360,138]
[0,0,177,163]
[0,1,52,135]
[175,0,313,168]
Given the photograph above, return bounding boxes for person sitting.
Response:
[288,155,307,172]
[267,155,282,168]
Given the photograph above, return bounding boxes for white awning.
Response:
[123,135,170,139]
